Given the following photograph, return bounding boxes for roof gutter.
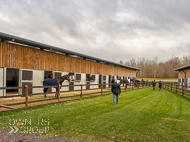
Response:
[136,70,140,77]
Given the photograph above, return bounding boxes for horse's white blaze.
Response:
[70,75,75,81]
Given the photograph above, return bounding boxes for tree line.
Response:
[120,55,190,78]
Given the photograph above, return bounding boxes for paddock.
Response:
[0,32,139,96]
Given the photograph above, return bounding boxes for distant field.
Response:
[1,87,190,141]
[137,78,178,82]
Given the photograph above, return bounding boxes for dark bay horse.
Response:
[86,76,94,81]
[120,79,129,85]
[43,74,71,98]
[130,79,140,87]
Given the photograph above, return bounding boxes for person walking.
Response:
[159,80,162,91]
[152,80,156,90]
[111,80,121,105]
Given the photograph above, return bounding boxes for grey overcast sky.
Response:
[0,0,190,63]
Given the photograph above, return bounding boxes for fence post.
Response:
[25,85,28,107]
[125,83,127,91]
[176,85,177,94]
[167,82,168,90]
[58,85,60,102]
[171,83,172,92]
[101,84,103,95]
[138,83,139,89]
[81,85,83,98]
[182,85,184,96]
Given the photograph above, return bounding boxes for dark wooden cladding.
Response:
[22,70,33,80]
[86,82,90,90]
[0,42,137,77]
[22,82,32,95]
[103,82,106,89]
[69,82,74,91]
[55,72,61,78]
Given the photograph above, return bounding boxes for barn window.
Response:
[86,74,95,81]
[22,70,33,80]
[75,74,81,82]
[112,76,115,80]
[86,74,90,81]
[55,72,61,78]
[185,78,188,83]
[103,76,106,81]
[69,72,74,76]
[179,78,181,83]
[91,75,95,81]
[44,71,53,79]
[182,78,184,83]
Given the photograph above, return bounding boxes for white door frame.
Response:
[3,67,6,96]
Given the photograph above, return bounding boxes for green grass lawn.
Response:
[137,78,178,82]
[1,87,190,141]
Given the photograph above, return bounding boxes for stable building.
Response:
[174,65,190,88]
[0,32,140,96]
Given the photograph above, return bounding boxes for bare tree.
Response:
[121,55,190,78]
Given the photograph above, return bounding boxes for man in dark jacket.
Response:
[159,80,162,91]
[111,80,121,105]
[152,80,156,90]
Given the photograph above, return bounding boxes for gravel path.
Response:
[0,129,86,142]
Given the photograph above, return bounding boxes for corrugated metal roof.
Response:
[0,32,140,71]
[174,64,190,71]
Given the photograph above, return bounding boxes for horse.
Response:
[43,74,71,98]
[120,79,129,85]
[130,79,140,87]
[86,76,94,81]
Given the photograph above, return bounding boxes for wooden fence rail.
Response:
[0,81,154,112]
[163,82,190,98]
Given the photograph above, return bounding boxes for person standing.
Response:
[152,80,156,90]
[111,80,121,105]
[159,80,162,91]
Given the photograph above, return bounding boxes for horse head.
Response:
[66,74,72,82]
[86,76,93,81]
[48,73,53,79]
[68,74,75,82]
[57,74,71,85]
